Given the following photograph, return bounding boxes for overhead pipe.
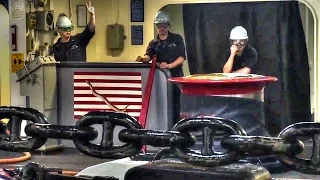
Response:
[69,0,72,21]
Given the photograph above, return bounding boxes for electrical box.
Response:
[26,12,36,29]
[107,24,124,49]
[35,10,54,31]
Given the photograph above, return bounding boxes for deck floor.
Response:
[0,147,319,179]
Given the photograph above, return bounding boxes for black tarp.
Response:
[182,1,311,135]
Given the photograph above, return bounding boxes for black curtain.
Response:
[0,0,9,11]
[182,1,311,134]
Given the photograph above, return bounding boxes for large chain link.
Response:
[170,118,242,166]
[0,106,319,175]
[0,106,48,152]
[73,111,143,159]
[277,122,320,175]
[0,162,118,180]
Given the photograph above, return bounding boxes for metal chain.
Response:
[0,107,320,175]
[0,106,48,152]
[1,162,118,180]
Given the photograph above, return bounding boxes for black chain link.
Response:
[1,162,118,180]
[0,106,48,152]
[0,106,320,175]
[170,118,241,166]
[277,122,320,174]
[73,111,143,159]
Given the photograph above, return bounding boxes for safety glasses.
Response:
[231,39,247,45]
[59,26,74,32]
[155,23,170,28]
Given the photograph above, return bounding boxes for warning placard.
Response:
[11,53,24,73]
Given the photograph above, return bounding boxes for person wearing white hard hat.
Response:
[136,11,186,71]
[222,26,257,74]
[53,1,95,62]
[136,11,186,123]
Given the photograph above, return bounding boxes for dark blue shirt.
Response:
[145,32,186,77]
[222,45,258,73]
[53,25,95,62]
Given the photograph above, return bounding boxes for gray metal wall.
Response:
[56,62,173,148]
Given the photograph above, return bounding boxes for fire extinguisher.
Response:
[10,25,17,51]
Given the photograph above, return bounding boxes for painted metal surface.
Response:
[56,62,174,148]
[168,73,277,96]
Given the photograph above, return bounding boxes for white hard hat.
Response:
[56,16,72,28]
[229,26,248,40]
[154,11,171,24]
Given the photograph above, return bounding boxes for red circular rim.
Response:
[167,73,278,95]
[168,74,277,84]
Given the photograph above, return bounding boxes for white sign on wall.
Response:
[10,0,24,20]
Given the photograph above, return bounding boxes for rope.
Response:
[50,171,79,176]
[61,171,78,176]
[0,152,31,164]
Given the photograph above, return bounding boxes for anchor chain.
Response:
[0,162,119,180]
[0,106,48,152]
[0,106,319,175]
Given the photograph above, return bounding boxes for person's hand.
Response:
[86,1,95,15]
[230,45,238,55]
[160,62,170,69]
[136,56,143,62]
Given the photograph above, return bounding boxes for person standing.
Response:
[136,11,186,124]
[53,1,96,62]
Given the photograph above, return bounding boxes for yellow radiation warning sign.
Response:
[11,53,24,73]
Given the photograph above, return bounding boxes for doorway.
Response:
[0,4,10,105]
[157,1,314,134]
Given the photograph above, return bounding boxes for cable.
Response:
[61,171,78,176]
[0,152,31,164]
[116,0,120,24]
[48,171,79,176]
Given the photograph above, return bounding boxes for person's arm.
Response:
[139,55,151,62]
[233,67,251,74]
[168,34,186,69]
[136,40,155,62]
[77,1,95,47]
[234,47,258,74]
[79,25,95,47]
[223,54,235,73]
[168,57,184,69]
[223,45,238,73]
[86,1,95,32]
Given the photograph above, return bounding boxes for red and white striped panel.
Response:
[73,72,142,120]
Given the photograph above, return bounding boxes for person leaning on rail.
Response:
[52,1,96,62]
[136,11,187,124]
[221,26,258,74]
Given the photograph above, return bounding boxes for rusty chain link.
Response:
[0,106,319,175]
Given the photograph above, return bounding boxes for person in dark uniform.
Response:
[53,1,95,62]
[136,11,186,124]
[222,26,258,74]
